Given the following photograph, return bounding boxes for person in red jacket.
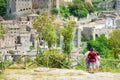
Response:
[88,48,97,73]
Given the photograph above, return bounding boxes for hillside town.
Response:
[0,0,120,55]
[0,0,120,80]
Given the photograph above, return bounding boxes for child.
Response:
[85,51,90,72]
[96,52,100,72]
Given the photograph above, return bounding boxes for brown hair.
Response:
[90,48,94,51]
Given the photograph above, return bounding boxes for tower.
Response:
[7,0,32,15]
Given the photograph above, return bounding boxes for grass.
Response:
[0,74,7,80]
[100,59,120,72]
[92,0,104,3]
[75,57,120,73]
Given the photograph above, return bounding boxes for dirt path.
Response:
[1,68,120,80]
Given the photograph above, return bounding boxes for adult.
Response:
[88,48,97,73]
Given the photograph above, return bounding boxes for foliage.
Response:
[0,24,5,39]
[1,60,12,69]
[60,20,76,54]
[68,0,89,18]
[35,49,67,68]
[0,74,7,80]
[108,29,120,59]
[81,33,87,41]
[75,57,86,70]
[60,5,70,18]
[100,59,120,72]
[92,0,115,11]
[42,24,58,48]
[16,58,23,64]
[25,57,32,63]
[0,0,6,16]
[36,10,40,15]
[87,34,111,58]
[75,57,120,72]
[33,14,58,49]
[15,57,32,64]
[29,45,35,50]
[51,7,58,15]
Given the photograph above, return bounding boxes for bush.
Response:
[29,45,35,50]
[16,58,23,64]
[35,49,67,68]
[1,60,12,69]
[100,59,120,72]
[75,57,86,70]
[51,7,58,15]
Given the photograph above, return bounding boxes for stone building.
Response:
[27,14,39,21]
[115,17,120,28]
[6,0,61,18]
[7,0,32,15]
[38,0,60,10]
[82,27,113,40]
[32,0,39,9]
[116,0,120,11]
[82,17,116,40]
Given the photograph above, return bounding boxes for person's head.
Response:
[90,48,94,51]
[96,52,99,55]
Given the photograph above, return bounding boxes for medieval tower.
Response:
[7,0,32,15]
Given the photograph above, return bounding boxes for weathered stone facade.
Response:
[82,27,113,40]
[7,0,32,15]
[116,0,120,11]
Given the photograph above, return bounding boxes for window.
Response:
[16,36,21,44]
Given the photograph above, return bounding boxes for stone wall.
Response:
[7,0,32,15]
[82,27,94,40]
[82,27,113,40]
[116,0,120,11]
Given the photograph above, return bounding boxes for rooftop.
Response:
[8,25,20,29]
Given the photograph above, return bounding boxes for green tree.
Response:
[60,20,75,63]
[68,0,89,18]
[0,0,7,16]
[87,34,111,58]
[61,20,76,54]
[108,29,120,59]
[42,23,58,48]
[33,14,58,50]
[51,7,58,15]
[60,5,70,18]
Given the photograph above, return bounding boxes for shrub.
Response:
[35,49,67,68]
[100,59,120,72]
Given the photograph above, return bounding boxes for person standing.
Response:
[85,51,90,72]
[96,52,100,72]
[88,48,97,73]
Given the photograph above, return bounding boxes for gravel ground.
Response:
[1,67,120,80]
